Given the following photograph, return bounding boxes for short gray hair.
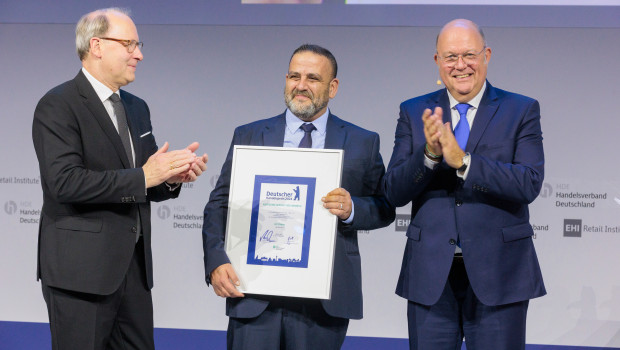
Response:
[75,8,131,61]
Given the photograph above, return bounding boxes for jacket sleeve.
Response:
[33,91,147,205]
[383,103,437,208]
[348,133,395,230]
[201,132,238,283]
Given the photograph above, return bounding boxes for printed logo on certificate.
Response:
[247,175,316,268]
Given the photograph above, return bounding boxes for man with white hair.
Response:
[32,8,208,349]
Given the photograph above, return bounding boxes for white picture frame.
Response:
[225,145,343,299]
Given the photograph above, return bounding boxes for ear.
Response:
[434,53,439,66]
[484,47,492,64]
[328,78,339,99]
[90,37,103,59]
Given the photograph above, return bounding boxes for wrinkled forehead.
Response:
[437,26,484,53]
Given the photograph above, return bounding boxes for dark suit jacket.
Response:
[202,112,395,320]
[383,82,546,306]
[32,71,180,295]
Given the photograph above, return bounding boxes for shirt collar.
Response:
[82,67,119,102]
[285,108,329,135]
[447,81,487,110]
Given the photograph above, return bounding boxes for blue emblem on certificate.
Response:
[247,175,316,268]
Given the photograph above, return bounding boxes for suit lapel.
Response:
[433,90,452,126]
[467,82,499,151]
[325,114,346,149]
[261,113,286,147]
[75,71,132,168]
[432,84,500,152]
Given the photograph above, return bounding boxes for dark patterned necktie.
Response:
[110,93,141,240]
[109,93,134,167]
[298,123,316,148]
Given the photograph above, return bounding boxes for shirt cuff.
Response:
[424,154,440,170]
[342,201,355,224]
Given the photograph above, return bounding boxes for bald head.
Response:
[436,19,486,49]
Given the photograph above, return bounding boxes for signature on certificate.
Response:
[260,229,276,242]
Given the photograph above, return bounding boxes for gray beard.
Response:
[285,92,327,122]
[287,101,318,121]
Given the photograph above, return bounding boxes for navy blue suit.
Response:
[384,82,546,348]
[202,112,394,345]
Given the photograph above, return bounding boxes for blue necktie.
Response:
[298,123,316,148]
[454,103,470,250]
[454,103,471,150]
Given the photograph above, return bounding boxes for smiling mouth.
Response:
[294,94,311,100]
[454,74,472,79]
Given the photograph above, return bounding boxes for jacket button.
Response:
[131,226,137,233]
[455,200,463,206]
[449,239,456,245]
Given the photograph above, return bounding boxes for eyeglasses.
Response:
[100,37,143,53]
[437,47,486,67]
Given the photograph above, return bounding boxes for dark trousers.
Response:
[227,297,349,350]
[42,238,154,350]
[407,257,529,350]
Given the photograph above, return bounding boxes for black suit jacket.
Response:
[202,113,395,320]
[32,71,180,295]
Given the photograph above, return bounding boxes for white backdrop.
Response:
[1,22,619,347]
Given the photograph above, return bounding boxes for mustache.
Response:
[290,89,312,99]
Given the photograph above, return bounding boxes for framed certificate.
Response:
[225,145,343,299]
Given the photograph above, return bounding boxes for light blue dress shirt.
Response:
[283,108,328,149]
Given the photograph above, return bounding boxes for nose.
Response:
[133,46,143,61]
[454,55,467,70]
[296,77,308,91]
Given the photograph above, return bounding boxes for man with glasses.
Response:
[383,19,546,349]
[32,8,208,349]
